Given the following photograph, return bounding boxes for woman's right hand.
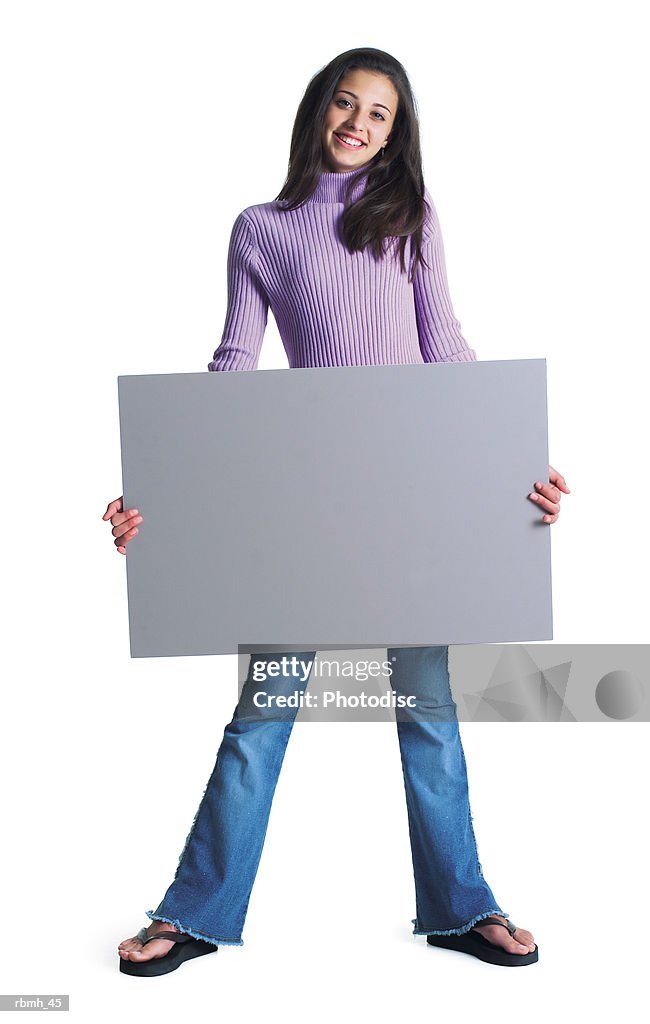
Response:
[102,496,143,555]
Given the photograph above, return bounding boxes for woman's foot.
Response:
[472,914,536,954]
[118,920,180,963]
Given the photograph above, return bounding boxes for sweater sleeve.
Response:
[412,190,477,363]
[207,211,270,371]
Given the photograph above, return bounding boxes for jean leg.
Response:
[387,645,510,936]
[145,651,317,946]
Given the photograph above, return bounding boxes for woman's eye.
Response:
[335,98,385,120]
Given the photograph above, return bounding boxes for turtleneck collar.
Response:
[307,164,372,204]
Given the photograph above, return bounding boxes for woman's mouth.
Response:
[334,132,366,149]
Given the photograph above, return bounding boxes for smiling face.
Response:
[321,69,399,173]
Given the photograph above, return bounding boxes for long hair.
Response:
[275,47,431,282]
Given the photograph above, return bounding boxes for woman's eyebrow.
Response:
[336,89,391,114]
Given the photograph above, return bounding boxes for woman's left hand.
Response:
[528,464,570,525]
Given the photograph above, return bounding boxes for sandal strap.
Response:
[474,916,517,936]
[147,931,195,944]
[136,926,195,945]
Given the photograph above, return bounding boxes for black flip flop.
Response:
[119,925,219,977]
[426,915,538,966]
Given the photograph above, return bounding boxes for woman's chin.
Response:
[324,148,373,173]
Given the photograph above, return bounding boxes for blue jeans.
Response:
[146,646,509,946]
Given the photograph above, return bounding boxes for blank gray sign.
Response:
[118,360,552,657]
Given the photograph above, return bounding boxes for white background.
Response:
[1,0,648,1020]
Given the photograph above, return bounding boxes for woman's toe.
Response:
[514,927,536,951]
[474,920,536,955]
[118,934,145,959]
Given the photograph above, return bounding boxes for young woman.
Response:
[105,48,569,976]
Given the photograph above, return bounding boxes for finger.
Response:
[102,496,124,520]
[548,465,571,493]
[542,512,559,524]
[529,493,560,515]
[111,509,141,530]
[117,545,126,555]
[112,518,142,541]
[114,525,138,548]
[534,481,562,503]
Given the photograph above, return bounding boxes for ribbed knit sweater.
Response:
[208,165,477,372]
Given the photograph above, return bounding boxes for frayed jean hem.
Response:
[145,909,243,947]
[412,908,511,937]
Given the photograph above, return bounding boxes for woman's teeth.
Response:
[335,133,364,148]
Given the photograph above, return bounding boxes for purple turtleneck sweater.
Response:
[208,165,477,372]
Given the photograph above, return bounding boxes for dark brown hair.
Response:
[275,47,431,282]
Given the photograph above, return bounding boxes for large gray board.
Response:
[118,361,552,657]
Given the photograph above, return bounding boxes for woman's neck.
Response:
[308,164,371,204]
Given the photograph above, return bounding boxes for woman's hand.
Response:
[102,496,143,555]
[528,464,570,525]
